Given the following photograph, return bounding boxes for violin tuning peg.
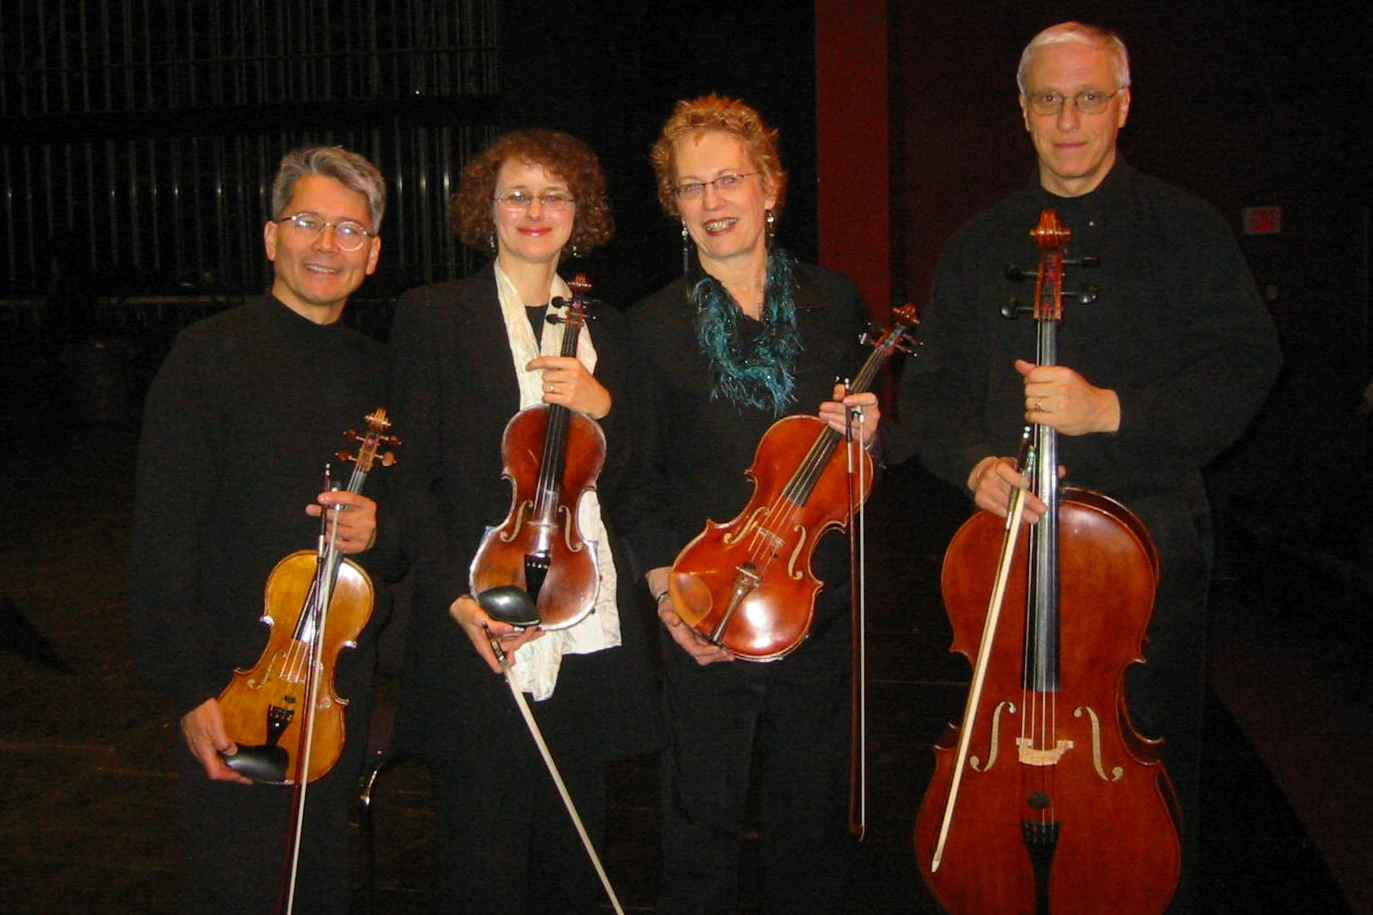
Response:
[1001,299,1028,320]
[1005,264,1030,283]
[337,450,355,463]
[1066,254,1101,269]
[379,452,397,467]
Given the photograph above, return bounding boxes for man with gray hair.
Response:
[132,145,396,912]
[902,22,1280,911]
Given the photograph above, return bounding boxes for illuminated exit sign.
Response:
[1243,205,1282,235]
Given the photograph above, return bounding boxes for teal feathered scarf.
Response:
[690,247,803,415]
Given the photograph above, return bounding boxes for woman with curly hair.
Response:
[623,96,891,912]
[388,129,658,914]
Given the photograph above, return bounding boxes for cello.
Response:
[470,273,605,629]
[913,211,1181,913]
[668,305,919,660]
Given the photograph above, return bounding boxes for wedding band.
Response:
[1033,399,1042,411]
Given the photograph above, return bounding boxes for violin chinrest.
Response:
[221,745,289,784]
[668,571,714,629]
[477,586,540,628]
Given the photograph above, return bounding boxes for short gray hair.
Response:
[1016,22,1131,95]
[270,146,387,231]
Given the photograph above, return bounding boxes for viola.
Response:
[217,409,398,787]
[470,274,605,630]
[668,304,919,660]
[913,211,1181,913]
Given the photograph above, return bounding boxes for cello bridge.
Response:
[1016,737,1074,766]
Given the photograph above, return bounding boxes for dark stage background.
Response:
[2,1,1371,912]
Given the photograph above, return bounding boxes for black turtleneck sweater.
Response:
[901,161,1281,532]
[130,295,392,716]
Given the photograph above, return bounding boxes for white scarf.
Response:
[490,262,621,700]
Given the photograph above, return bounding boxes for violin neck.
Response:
[779,337,896,508]
[531,313,583,513]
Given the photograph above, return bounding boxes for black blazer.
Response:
[387,264,658,761]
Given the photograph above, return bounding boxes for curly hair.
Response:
[650,95,788,222]
[451,129,614,256]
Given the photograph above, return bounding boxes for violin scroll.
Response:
[340,409,400,473]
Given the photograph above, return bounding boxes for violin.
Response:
[217,409,398,786]
[913,211,1181,913]
[470,274,606,629]
[668,305,919,660]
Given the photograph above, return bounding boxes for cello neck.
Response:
[1026,210,1071,695]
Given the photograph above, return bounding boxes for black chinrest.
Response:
[476,585,539,628]
[220,744,289,784]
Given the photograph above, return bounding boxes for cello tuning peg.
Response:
[1001,298,1030,320]
[1065,283,1100,305]
[1005,264,1031,282]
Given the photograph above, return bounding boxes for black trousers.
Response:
[178,686,372,915]
[657,610,855,914]
[423,654,616,915]
[1124,504,1213,915]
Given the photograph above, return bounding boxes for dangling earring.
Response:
[568,242,581,260]
[487,232,496,254]
[681,222,691,274]
[765,209,776,245]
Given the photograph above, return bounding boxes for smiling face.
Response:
[672,129,777,275]
[1019,40,1131,198]
[264,174,380,324]
[491,159,576,271]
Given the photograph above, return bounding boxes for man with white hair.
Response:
[902,22,1281,910]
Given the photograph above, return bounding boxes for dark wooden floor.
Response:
[0,347,1367,913]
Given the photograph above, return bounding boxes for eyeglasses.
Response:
[1023,88,1124,116]
[674,172,758,201]
[276,212,375,252]
[493,192,575,212]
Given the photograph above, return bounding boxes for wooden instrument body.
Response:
[218,549,373,785]
[669,414,872,660]
[469,402,606,630]
[914,488,1181,914]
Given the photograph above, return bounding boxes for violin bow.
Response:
[281,470,341,914]
[845,381,869,840]
[930,432,1035,872]
[484,629,626,915]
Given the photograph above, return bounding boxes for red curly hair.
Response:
[650,95,788,222]
[452,129,614,255]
